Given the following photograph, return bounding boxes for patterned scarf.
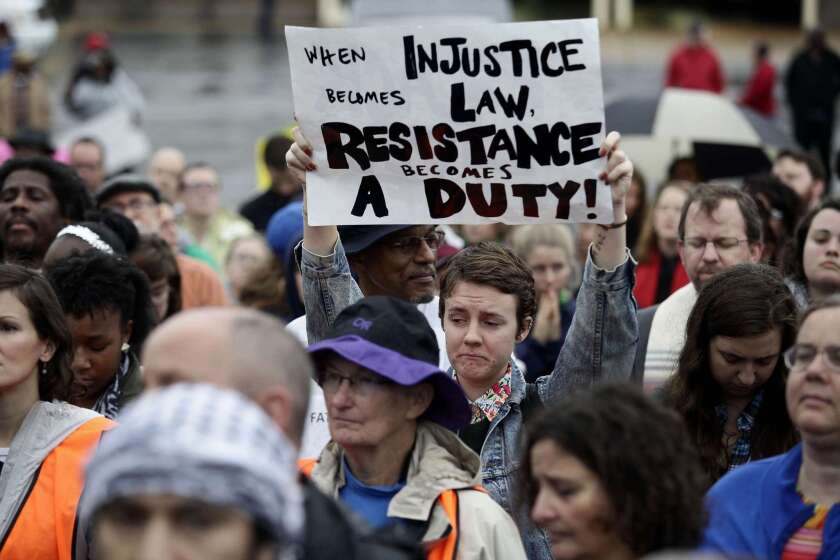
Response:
[93,352,131,420]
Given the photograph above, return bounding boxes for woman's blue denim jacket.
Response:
[300,238,638,560]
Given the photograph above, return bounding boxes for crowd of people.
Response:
[0,21,838,560]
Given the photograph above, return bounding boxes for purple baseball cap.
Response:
[308,296,471,430]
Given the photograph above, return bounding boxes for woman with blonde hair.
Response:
[510,224,578,381]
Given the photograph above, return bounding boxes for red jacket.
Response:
[633,249,690,309]
[740,60,776,117]
[665,44,724,93]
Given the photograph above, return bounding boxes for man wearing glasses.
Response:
[635,183,765,388]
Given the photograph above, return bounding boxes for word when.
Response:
[403,36,586,80]
[304,45,366,66]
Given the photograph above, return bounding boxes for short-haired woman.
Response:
[523,383,707,559]
[703,295,840,557]
[663,263,799,486]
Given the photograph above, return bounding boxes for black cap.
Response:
[8,128,54,155]
[96,174,161,206]
[308,296,471,429]
[337,225,412,255]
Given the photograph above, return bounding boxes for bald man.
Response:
[141,308,419,560]
[146,146,186,203]
[142,307,311,447]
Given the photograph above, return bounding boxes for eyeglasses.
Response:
[388,230,445,256]
[682,237,749,253]
[321,371,391,396]
[182,181,219,192]
[783,344,840,373]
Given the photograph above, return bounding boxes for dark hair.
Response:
[130,235,182,320]
[85,209,140,254]
[264,135,293,170]
[0,157,93,222]
[663,263,799,485]
[786,198,840,287]
[0,265,74,401]
[521,383,707,556]
[755,42,769,59]
[667,156,700,182]
[439,241,535,333]
[776,149,826,182]
[45,251,157,349]
[742,174,804,266]
[635,180,692,262]
[677,183,763,245]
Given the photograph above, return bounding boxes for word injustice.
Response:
[321,121,602,170]
[403,36,587,80]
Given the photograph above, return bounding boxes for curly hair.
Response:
[439,241,535,333]
[663,263,799,485]
[0,156,93,222]
[44,251,156,350]
[0,264,74,401]
[520,382,707,556]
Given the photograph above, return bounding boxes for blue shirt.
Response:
[339,458,405,528]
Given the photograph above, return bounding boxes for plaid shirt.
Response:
[716,389,764,471]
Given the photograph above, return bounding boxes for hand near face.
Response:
[531,289,561,344]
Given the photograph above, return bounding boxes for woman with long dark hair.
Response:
[0,264,113,558]
[663,263,799,486]
[785,197,840,310]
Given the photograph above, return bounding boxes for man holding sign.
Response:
[286,19,637,560]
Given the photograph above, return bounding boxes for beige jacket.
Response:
[0,72,50,138]
[309,421,527,560]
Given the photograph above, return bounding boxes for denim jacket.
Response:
[300,239,638,559]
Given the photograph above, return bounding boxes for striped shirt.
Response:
[782,504,831,559]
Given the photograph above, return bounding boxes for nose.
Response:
[463,318,482,346]
[414,237,436,264]
[700,242,721,262]
[737,362,756,386]
[826,237,840,256]
[71,348,91,373]
[329,378,355,409]
[530,487,555,527]
[9,191,28,211]
[138,518,176,560]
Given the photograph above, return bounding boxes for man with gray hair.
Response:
[141,307,421,560]
[81,383,304,560]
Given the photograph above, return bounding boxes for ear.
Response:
[812,180,825,204]
[677,239,687,266]
[256,387,295,443]
[40,340,56,363]
[517,316,534,343]
[122,319,134,346]
[404,383,434,421]
[748,242,764,264]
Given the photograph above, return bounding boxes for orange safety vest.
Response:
[0,416,114,560]
[298,458,481,560]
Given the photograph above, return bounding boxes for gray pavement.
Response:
[40,23,837,209]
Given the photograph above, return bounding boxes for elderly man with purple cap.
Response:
[300,295,526,559]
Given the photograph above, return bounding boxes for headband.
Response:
[56,225,115,255]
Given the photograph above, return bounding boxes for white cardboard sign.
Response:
[286,19,610,225]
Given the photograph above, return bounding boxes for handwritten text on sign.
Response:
[286,20,610,225]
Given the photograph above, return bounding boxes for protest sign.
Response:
[286,19,610,225]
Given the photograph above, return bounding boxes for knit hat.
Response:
[81,383,304,546]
